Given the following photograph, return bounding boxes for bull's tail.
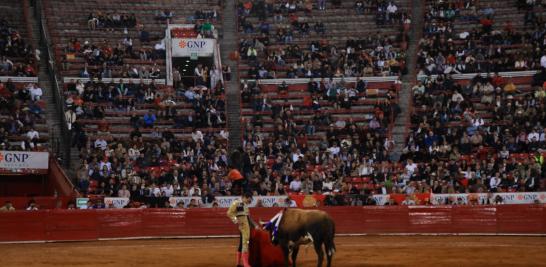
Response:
[325,230,336,256]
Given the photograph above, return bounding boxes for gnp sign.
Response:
[0,151,49,174]
[172,38,215,57]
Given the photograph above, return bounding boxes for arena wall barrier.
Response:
[0,205,544,242]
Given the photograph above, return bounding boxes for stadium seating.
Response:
[0,80,49,150]
[236,0,411,79]
[43,0,222,78]
[40,0,228,199]
[0,0,37,77]
[402,72,545,193]
[1,0,545,208]
[419,0,546,75]
[239,77,401,196]
[0,1,47,151]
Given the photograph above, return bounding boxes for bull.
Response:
[261,208,336,267]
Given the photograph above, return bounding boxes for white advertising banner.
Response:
[104,197,130,208]
[371,194,391,205]
[0,151,49,173]
[168,196,288,208]
[216,196,288,208]
[431,192,546,205]
[172,38,215,57]
[168,197,202,208]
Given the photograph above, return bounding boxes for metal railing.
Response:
[34,0,71,168]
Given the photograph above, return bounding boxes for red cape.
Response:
[249,228,286,267]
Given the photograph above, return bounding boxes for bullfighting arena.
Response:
[1,236,545,267]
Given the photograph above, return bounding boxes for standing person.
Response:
[173,68,181,89]
[227,193,253,267]
[228,165,245,195]
[210,66,220,90]
[223,65,231,81]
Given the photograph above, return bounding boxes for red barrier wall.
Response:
[0,205,544,242]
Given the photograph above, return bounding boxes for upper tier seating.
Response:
[44,0,222,79]
[236,0,411,79]
[419,0,546,75]
[0,0,37,77]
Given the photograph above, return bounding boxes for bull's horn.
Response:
[259,220,266,225]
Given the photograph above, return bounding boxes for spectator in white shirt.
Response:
[189,184,201,197]
[528,130,540,142]
[94,138,108,150]
[541,54,546,69]
[26,128,40,149]
[387,2,398,13]
[386,2,398,22]
[489,174,501,191]
[358,161,374,176]
[161,183,174,197]
[151,184,161,197]
[289,177,302,192]
[118,185,131,198]
[327,144,340,155]
[291,150,304,162]
[29,84,43,101]
[472,116,484,128]
[405,159,418,175]
[192,129,204,142]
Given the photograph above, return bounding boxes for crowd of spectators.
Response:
[418,0,546,75]
[0,18,36,77]
[0,80,45,151]
[3,0,542,210]
[62,37,166,79]
[240,78,401,197]
[403,71,546,195]
[237,0,409,79]
[87,11,137,31]
[63,76,228,207]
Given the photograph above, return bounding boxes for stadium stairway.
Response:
[28,3,68,165]
[391,0,424,161]
[221,0,243,155]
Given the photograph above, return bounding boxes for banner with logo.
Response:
[168,196,288,208]
[104,197,130,208]
[372,194,390,205]
[430,192,546,205]
[289,194,326,207]
[172,38,215,57]
[76,198,89,209]
[0,151,49,174]
[168,197,202,208]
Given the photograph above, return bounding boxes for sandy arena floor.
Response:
[0,236,545,267]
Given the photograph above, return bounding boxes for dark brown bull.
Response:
[261,208,336,267]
